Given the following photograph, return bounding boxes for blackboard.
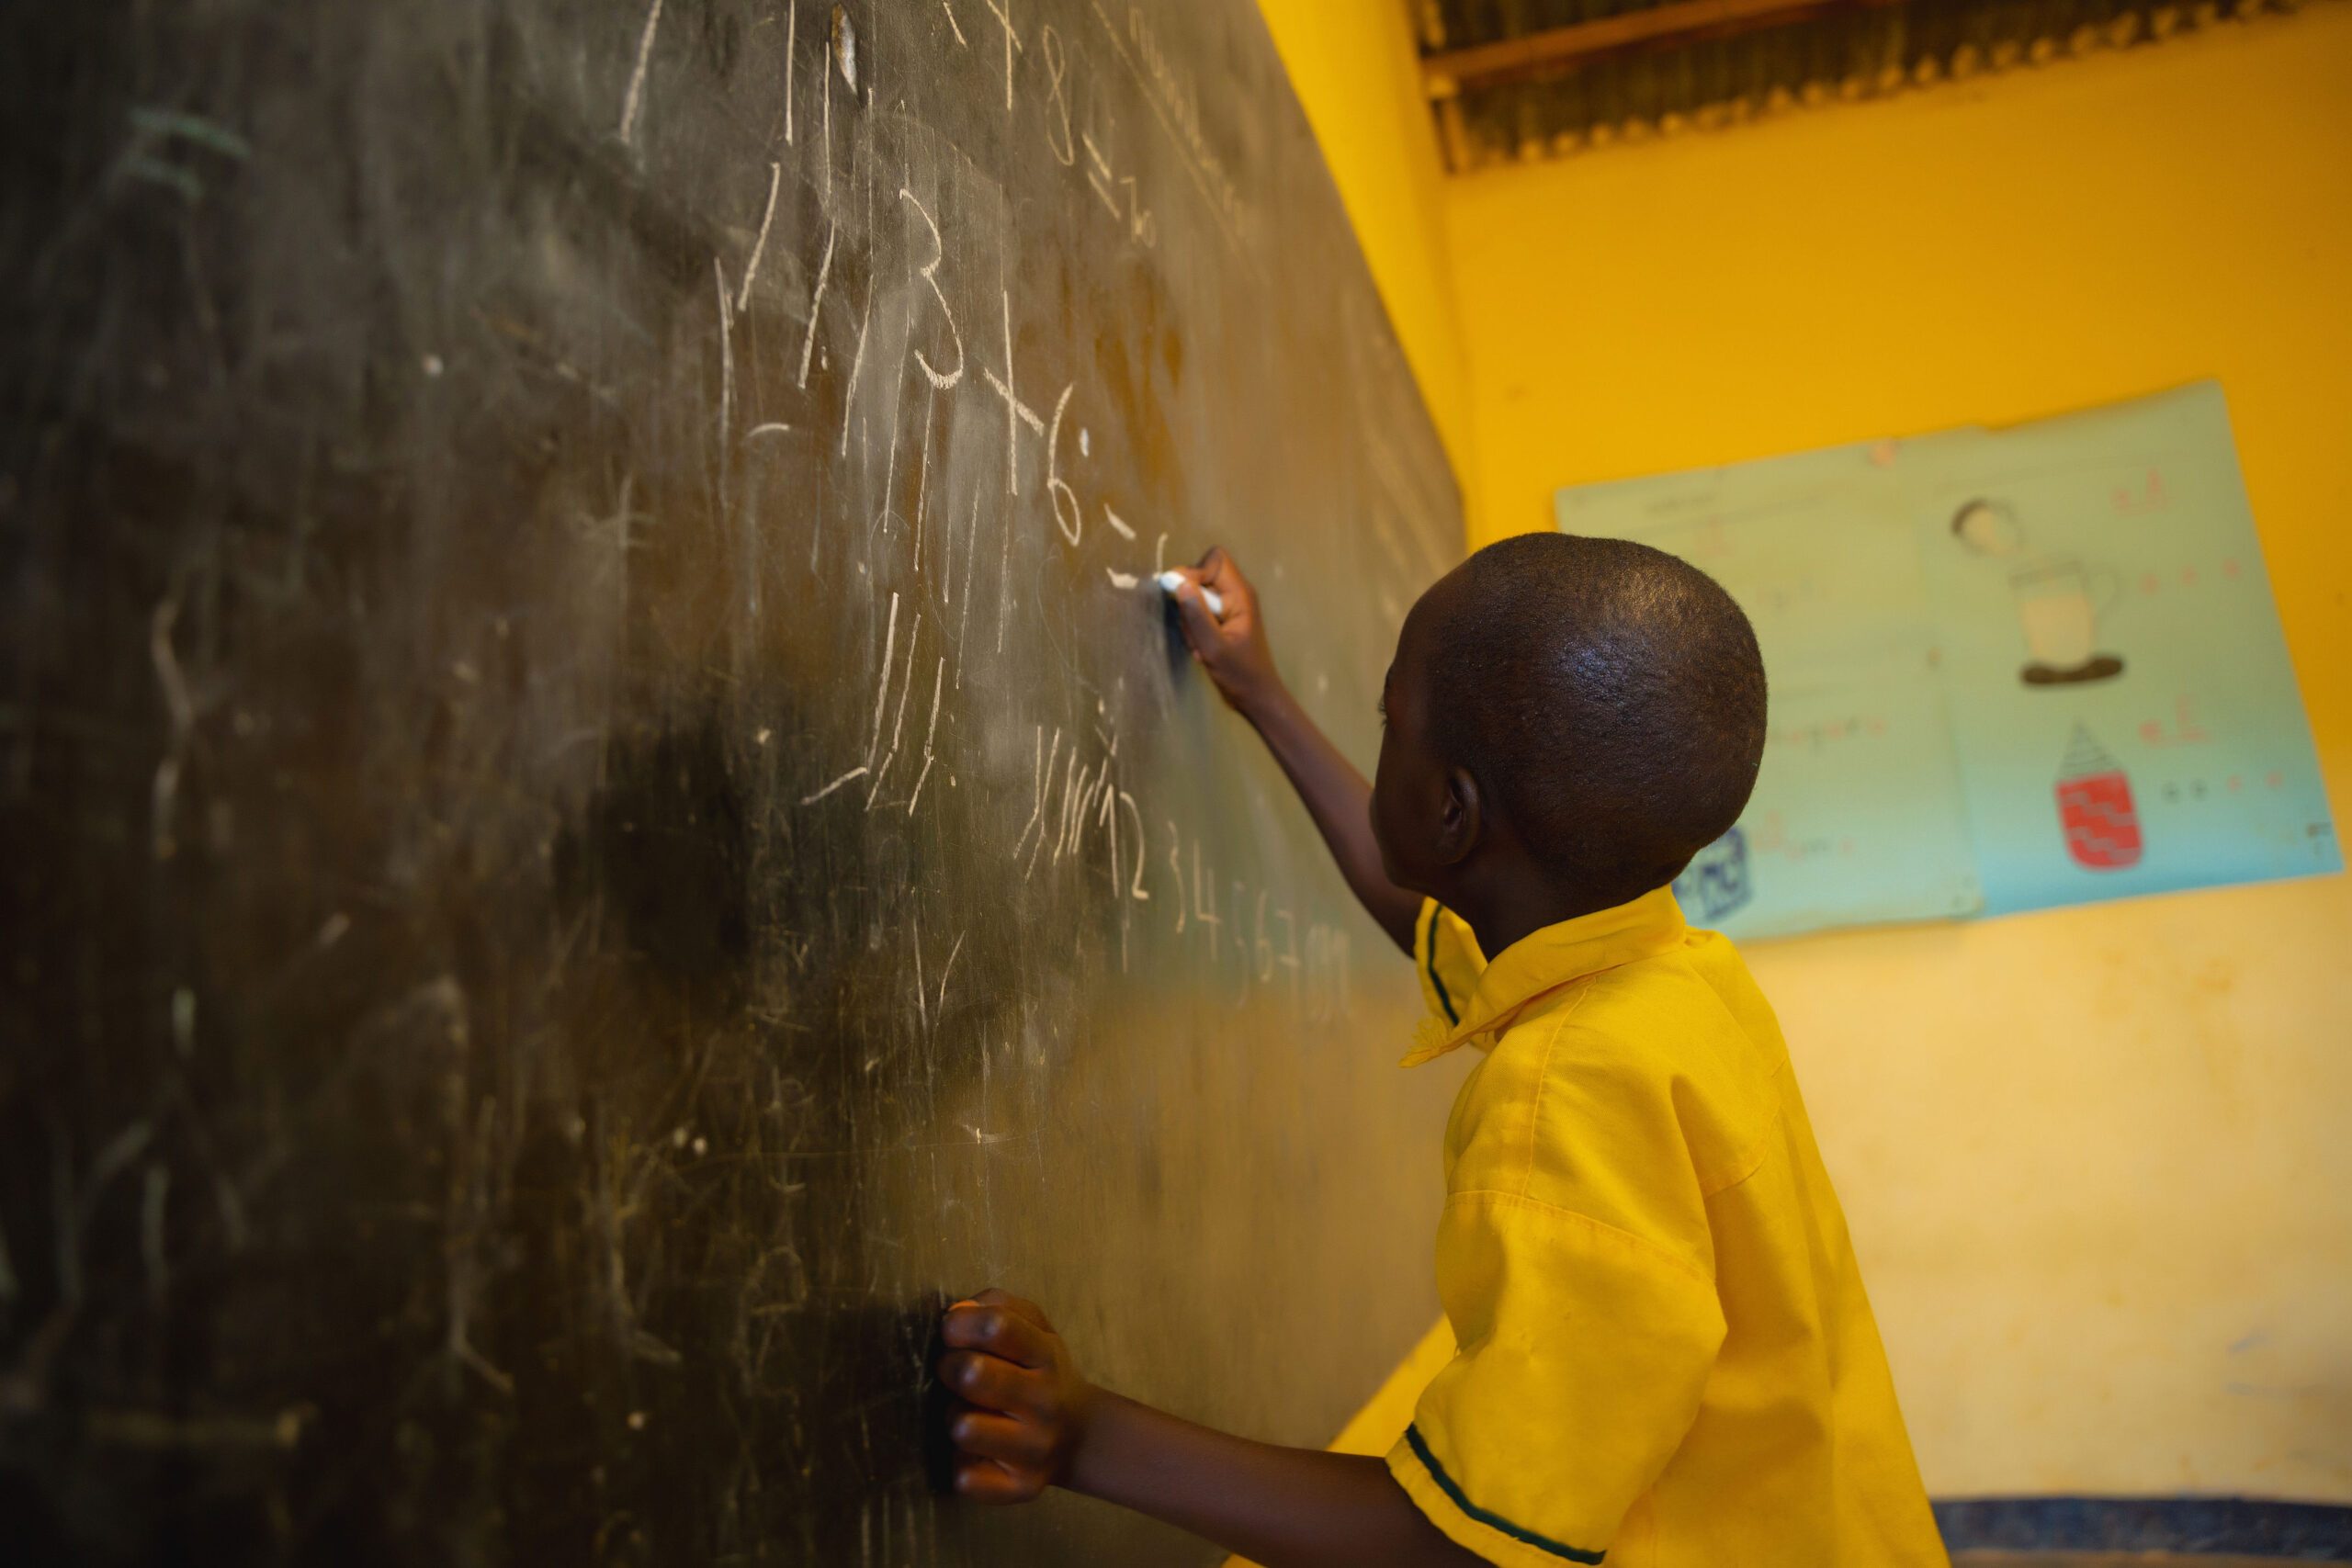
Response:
[0,1,1464,1562]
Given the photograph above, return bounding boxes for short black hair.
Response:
[1420,533,1767,908]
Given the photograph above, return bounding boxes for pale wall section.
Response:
[1444,12,2352,1500]
[1253,0,1477,526]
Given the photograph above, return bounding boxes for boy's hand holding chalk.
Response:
[1163,548,1281,716]
[1157,571,1224,619]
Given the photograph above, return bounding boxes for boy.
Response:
[938,536,1947,1566]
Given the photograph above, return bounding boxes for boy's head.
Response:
[1372,533,1767,919]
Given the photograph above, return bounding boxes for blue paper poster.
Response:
[1557,382,2338,940]
[1909,384,2338,912]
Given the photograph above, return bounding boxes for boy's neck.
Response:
[1447,877,1624,963]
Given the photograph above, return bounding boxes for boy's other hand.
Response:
[938,1289,1096,1504]
[1169,547,1280,716]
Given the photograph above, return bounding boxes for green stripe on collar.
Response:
[1423,914,1460,1025]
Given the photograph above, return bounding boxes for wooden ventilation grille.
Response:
[1416,0,2314,169]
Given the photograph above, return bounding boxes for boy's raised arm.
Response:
[1165,547,1422,954]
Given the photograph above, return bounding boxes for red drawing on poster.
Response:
[2055,725,2143,871]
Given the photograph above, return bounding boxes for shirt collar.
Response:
[1400,886,1689,1067]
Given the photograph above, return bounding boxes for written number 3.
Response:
[900,187,964,392]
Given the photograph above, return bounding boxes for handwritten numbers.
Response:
[2140,694,2211,749]
[1303,925,1353,1023]
[982,0,1023,111]
[984,291,1045,496]
[1120,793,1150,901]
[1123,176,1157,247]
[1046,385,1083,546]
[1166,825,1187,933]
[1080,128,1156,248]
[1275,909,1300,1000]
[2112,467,2168,516]
[1192,842,1221,935]
[1040,27,1077,167]
[899,189,965,391]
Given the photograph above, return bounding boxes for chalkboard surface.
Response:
[0,2,1464,1562]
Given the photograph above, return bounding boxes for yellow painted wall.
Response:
[1254,0,1478,525]
[1431,12,2352,1501]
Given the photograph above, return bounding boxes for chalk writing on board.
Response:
[5,4,1458,1563]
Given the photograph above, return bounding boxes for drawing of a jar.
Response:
[2054,724,2143,870]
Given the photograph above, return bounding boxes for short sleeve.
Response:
[1415,898,1486,1028]
[1386,1191,1726,1566]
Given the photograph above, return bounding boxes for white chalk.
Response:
[1156,570,1224,619]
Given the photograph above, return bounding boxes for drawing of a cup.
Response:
[2014,559,2120,673]
[1950,501,2128,687]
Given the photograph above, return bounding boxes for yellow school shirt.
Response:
[1385,890,1947,1567]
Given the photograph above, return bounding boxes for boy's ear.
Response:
[1436,765,1483,867]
